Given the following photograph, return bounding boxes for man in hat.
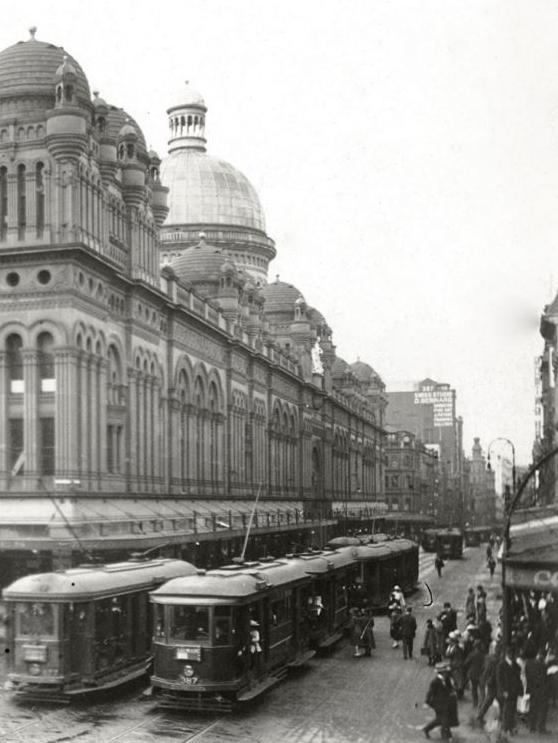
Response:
[423,662,455,740]
[399,606,417,659]
[446,630,465,699]
[496,646,523,735]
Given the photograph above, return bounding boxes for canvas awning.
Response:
[0,497,315,551]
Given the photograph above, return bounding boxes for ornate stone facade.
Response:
[0,31,387,571]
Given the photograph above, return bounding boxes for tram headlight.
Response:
[183,664,194,678]
[28,662,42,676]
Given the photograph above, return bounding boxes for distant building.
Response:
[384,430,439,518]
[467,438,497,526]
[386,378,464,524]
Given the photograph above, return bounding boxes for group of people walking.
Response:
[422,581,557,740]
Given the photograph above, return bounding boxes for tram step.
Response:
[237,673,285,702]
[318,630,343,649]
[288,649,316,667]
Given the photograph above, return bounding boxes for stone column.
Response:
[127,369,138,492]
[22,349,38,476]
[88,355,98,486]
[97,358,108,483]
[54,348,79,478]
[0,351,6,473]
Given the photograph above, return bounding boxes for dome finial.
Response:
[199,231,206,244]
[275,274,280,283]
[29,26,37,40]
[93,90,99,99]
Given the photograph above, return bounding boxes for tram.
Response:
[435,528,463,559]
[2,556,196,701]
[464,526,494,546]
[150,539,419,711]
[421,528,439,552]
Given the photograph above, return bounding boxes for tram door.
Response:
[66,603,90,674]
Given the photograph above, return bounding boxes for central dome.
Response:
[161,150,266,232]
[0,32,90,107]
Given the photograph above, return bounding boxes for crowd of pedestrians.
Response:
[420,576,558,741]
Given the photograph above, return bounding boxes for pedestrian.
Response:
[465,587,475,620]
[391,584,406,609]
[476,585,487,625]
[525,650,550,733]
[350,606,365,658]
[399,606,417,659]
[486,543,493,560]
[422,618,438,666]
[390,604,403,649]
[487,555,496,579]
[477,618,493,655]
[249,619,263,675]
[464,639,485,707]
[445,630,466,699]
[435,554,444,578]
[438,602,457,639]
[476,645,500,726]
[423,662,457,740]
[359,606,376,657]
[433,616,446,664]
[496,646,523,735]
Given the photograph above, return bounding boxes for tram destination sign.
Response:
[175,646,202,661]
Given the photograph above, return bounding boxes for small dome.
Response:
[351,359,385,389]
[169,238,226,285]
[105,106,147,154]
[169,81,206,110]
[55,55,77,79]
[0,33,90,106]
[332,357,350,376]
[260,280,304,315]
[148,148,161,162]
[161,150,266,232]
[92,90,108,109]
[118,120,138,139]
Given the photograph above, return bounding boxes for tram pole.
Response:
[501,443,558,648]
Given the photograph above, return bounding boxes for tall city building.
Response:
[386,378,464,525]
[0,31,387,584]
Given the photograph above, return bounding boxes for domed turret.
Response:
[167,82,207,153]
[0,28,91,114]
[148,148,169,226]
[160,83,275,284]
[261,278,304,317]
[170,234,227,295]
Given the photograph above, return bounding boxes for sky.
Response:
[2,0,557,464]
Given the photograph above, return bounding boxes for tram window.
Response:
[94,597,124,640]
[270,595,290,626]
[214,606,231,645]
[169,606,209,641]
[335,583,347,608]
[16,602,55,637]
[154,604,165,639]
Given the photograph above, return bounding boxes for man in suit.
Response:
[423,662,455,740]
[525,650,550,733]
[399,606,417,659]
[477,646,500,725]
[438,602,457,639]
[496,646,523,734]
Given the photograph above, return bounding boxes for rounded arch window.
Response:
[37,331,55,391]
[6,333,23,391]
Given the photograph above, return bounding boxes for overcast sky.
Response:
[3,0,557,464]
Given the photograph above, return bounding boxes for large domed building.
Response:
[160,83,275,285]
[0,30,387,585]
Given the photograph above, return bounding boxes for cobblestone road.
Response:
[0,549,555,742]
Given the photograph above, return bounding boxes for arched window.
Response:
[17,164,26,239]
[0,166,7,240]
[209,382,219,488]
[36,162,44,238]
[6,333,23,393]
[37,332,55,392]
[194,378,205,481]
[177,370,190,484]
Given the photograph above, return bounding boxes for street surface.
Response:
[0,548,555,742]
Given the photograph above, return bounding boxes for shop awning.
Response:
[0,497,317,551]
[504,517,558,592]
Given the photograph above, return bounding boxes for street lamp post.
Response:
[487,437,516,509]
[500,442,558,648]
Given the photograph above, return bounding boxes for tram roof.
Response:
[151,557,316,602]
[2,558,196,601]
[354,538,417,561]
